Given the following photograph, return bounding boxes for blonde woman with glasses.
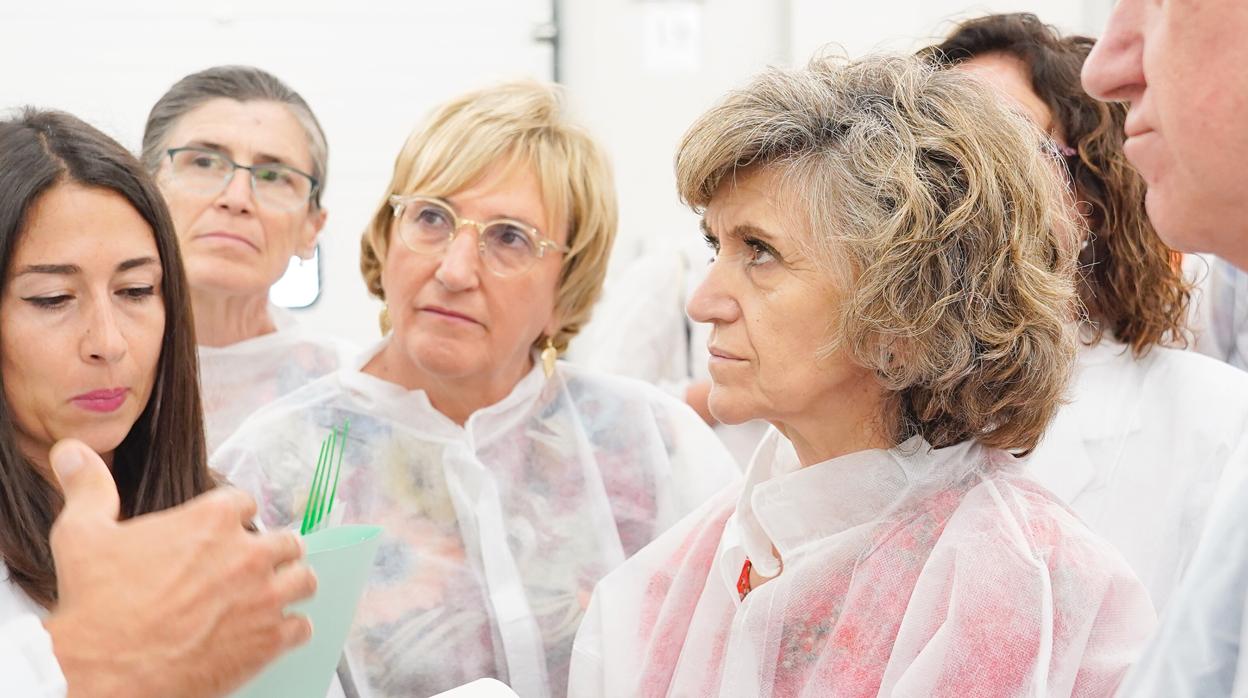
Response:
[570,55,1155,697]
[215,81,738,698]
[141,65,356,454]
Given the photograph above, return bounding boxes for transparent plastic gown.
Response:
[215,342,740,698]
[570,430,1156,697]
[200,306,357,454]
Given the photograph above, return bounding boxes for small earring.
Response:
[379,305,392,334]
[541,337,558,378]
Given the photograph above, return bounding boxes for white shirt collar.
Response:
[336,337,550,446]
[722,431,983,585]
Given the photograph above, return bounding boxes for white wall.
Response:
[788,0,1107,62]
[561,0,1115,286]
[559,0,790,275]
[1,0,554,345]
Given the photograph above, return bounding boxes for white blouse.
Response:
[0,564,64,697]
[1027,336,1248,608]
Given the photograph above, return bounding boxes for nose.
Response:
[686,256,741,326]
[80,297,128,365]
[1081,0,1146,103]
[213,167,255,215]
[433,225,482,292]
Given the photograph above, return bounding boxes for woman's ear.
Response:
[296,206,329,260]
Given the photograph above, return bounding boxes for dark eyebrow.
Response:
[15,257,157,277]
[183,141,302,171]
[16,263,79,276]
[184,140,230,157]
[729,223,777,242]
[118,257,158,272]
[699,219,776,242]
[253,151,298,169]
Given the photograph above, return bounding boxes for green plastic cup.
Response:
[232,524,383,698]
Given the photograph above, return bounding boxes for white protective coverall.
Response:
[199,305,357,454]
[216,341,740,698]
[570,430,1156,697]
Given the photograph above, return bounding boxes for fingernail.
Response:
[51,445,85,482]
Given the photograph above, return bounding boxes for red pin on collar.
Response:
[737,558,753,601]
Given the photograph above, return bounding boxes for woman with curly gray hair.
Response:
[568,54,1155,697]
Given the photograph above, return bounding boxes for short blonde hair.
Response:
[677,55,1078,453]
[360,81,617,352]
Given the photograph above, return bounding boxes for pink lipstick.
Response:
[71,388,129,413]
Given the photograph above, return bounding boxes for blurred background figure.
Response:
[1083,0,1248,691]
[140,66,357,453]
[924,12,1248,610]
[1194,257,1248,370]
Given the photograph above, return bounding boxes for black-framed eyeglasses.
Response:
[388,194,569,277]
[165,147,319,211]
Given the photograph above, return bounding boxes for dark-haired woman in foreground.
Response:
[0,108,314,697]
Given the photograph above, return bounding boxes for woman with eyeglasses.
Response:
[215,81,739,698]
[140,65,356,454]
[922,13,1248,611]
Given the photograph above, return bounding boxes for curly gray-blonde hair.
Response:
[677,54,1078,453]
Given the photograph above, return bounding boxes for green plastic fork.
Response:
[300,419,351,535]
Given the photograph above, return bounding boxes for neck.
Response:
[192,288,276,348]
[362,341,534,426]
[772,379,892,467]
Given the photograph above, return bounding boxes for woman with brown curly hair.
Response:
[568,55,1155,697]
[924,12,1248,610]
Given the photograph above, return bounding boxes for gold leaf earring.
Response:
[541,337,558,378]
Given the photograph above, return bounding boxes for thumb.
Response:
[49,438,120,522]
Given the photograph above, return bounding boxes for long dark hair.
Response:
[0,108,214,607]
[922,12,1192,355]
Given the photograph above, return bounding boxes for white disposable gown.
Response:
[570,430,1156,697]
[1026,336,1248,609]
[199,306,357,454]
[570,244,768,468]
[215,342,740,698]
[1115,464,1248,697]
